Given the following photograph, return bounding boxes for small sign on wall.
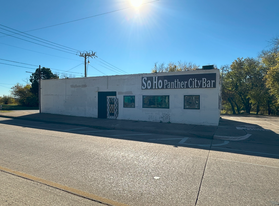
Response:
[142,73,216,90]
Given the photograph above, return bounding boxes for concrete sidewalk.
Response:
[0,110,243,139]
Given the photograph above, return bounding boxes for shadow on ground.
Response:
[0,113,279,159]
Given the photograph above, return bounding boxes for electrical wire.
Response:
[0,59,82,75]
[0,40,126,76]
[0,25,129,75]
[89,64,107,75]
[21,8,129,33]
[95,60,121,74]
[0,62,35,70]
[51,68,83,75]
[0,31,76,55]
[0,42,81,62]
[0,83,14,85]
[0,1,159,77]
[0,24,79,53]
[65,63,84,72]
[97,57,128,73]
[0,58,37,67]
[21,0,159,32]
[0,83,14,90]
[1,38,126,75]
[0,2,150,75]
[0,85,11,89]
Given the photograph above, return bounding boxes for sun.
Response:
[130,0,143,8]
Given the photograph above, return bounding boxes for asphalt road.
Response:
[0,116,279,206]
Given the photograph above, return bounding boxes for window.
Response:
[184,95,200,109]
[142,95,169,109]
[123,96,135,108]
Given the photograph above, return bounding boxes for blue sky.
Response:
[0,0,279,96]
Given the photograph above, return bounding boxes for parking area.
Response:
[0,113,279,206]
[1,114,279,158]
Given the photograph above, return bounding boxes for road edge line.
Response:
[0,165,128,206]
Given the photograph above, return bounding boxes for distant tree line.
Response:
[0,95,15,105]
[152,61,200,73]
[152,38,279,115]
[1,67,58,107]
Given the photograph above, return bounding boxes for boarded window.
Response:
[123,96,135,108]
[142,95,169,109]
[184,95,200,109]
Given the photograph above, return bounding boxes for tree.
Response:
[221,65,242,114]
[221,57,270,114]
[261,38,279,104]
[258,37,279,115]
[265,56,279,101]
[226,58,251,114]
[29,67,59,101]
[152,61,199,73]
[11,84,37,107]
[0,95,15,105]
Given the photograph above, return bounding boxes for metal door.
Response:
[107,96,118,119]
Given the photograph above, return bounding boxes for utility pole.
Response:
[38,65,41,114]
[26,66,42,113]
[79,51,97,77]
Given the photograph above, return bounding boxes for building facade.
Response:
[41,68,221,126]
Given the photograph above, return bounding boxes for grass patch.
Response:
[0,104,38,110]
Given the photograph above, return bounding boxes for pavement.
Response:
[0,110,245,140]
[0,110,279,205]
[0,110,278,146]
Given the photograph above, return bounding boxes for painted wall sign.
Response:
[141,73,216,90]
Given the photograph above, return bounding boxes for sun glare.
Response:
[130,0,143,8]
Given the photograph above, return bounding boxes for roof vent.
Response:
[202,65,214,70]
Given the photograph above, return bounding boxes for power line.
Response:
[0,43,126,76]
[0,59,82,75]
[0,83,14,85]
[0,85,11,89]
[0,30,76,55]
[95,60,122,74]
[1,40,126,75]
[1,39,127,75]
[0,62,35,70]
[98,57,128,74]
[0,40,126,74]
[0,24,129,74]
[0,24,80,55]
[51,68,83,75]
[23,7,131,32]
[89,64,107,75]
[5,0,159,33]
[0,58,37,67]
[65,62,84,72]
[0,24,80,53]
[0,42,81,62]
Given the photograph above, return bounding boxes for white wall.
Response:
[41,69,220,126]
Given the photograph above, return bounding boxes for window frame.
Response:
[142,95,170,109]
[123,95,135,108]
[184,95,200,110]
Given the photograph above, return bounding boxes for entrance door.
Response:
[98,92,116,118]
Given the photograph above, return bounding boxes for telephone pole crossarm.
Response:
[79,51,97,77]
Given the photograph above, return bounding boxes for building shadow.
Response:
[0,113,278,160]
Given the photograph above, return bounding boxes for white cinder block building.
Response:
[41,67,221,126]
